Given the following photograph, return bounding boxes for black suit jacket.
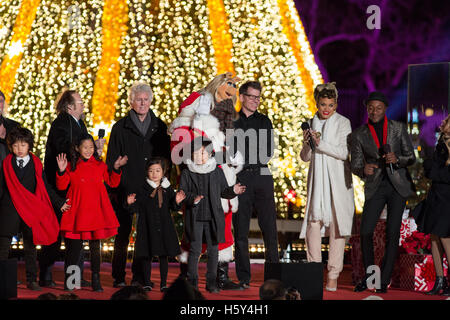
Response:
[179,166,236,244]
[0,156,65,237]
[105,110,171,198]
[43,112,88,188]
[350,119,416,200]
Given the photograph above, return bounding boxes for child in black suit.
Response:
[179,137,246,293]
[0,127,69,290]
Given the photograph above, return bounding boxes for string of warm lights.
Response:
[10,240,352,254]
[0,1,21,70]
[149,0,217,126]
[0,0,40,105]
[206,0,235,76]
[206,0,242,112]
[115,0,160,129]
[91,0,128,127]
[7,0,104,158]
[277,0,321,115]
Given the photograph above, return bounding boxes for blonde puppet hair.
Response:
[198,72,238,107]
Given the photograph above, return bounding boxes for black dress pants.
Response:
[64,238,101,275]
[38,235,86,282]
[0,223,37,283]
[360,179,406,286]
[111,198,139,283]
[187,221,218,285]
[141,256,168,287]
[232,170,279,283]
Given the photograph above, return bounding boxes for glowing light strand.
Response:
[206,0,235,75]
[8,1,104,158]
[152,0,217,126]
[0,0,40,105]
[92,0,128,126]
[277,0,322,114]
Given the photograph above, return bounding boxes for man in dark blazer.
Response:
[232,81,279,289]
[106,82,171,288]
[39,90,91,288]
[351,91,416,293]
[43,90,89,188]
[0,90,20,166]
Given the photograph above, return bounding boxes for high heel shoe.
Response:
[440,277,450,296]
[426,276,447,295]
[325,278,338,292]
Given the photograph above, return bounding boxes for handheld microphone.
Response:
[382,144,394,174]
[98,129,105,139]
[301,122,315,152]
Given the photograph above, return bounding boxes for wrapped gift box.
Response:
[399,217,417,246]
[391,254,448,291]
[350,208,415,285]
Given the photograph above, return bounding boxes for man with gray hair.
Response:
[106,82,171,288]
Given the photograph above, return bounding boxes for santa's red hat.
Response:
[169,91,224,153]
[178,92,201,114]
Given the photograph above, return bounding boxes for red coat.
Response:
[56,157,121,240]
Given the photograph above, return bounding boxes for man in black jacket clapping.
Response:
[106,82,171,288]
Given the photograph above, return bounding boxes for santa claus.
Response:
[169,72,243,290]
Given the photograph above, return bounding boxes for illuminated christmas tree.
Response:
[0,0,363,216]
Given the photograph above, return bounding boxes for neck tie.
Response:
[18,159,24,169]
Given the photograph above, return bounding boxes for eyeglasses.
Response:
[243,93,261,100]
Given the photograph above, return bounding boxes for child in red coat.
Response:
[56,133,128,292]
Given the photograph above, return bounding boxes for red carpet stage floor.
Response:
[15,262,449,300]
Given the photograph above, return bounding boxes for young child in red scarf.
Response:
[0,127,69,291]
[56,133,127,292]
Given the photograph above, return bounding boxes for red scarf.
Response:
[367,116,388,149]
[3,153,60,245]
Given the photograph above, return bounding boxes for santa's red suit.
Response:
[169,92,243,290]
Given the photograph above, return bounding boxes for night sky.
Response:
[294,0,450,128]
